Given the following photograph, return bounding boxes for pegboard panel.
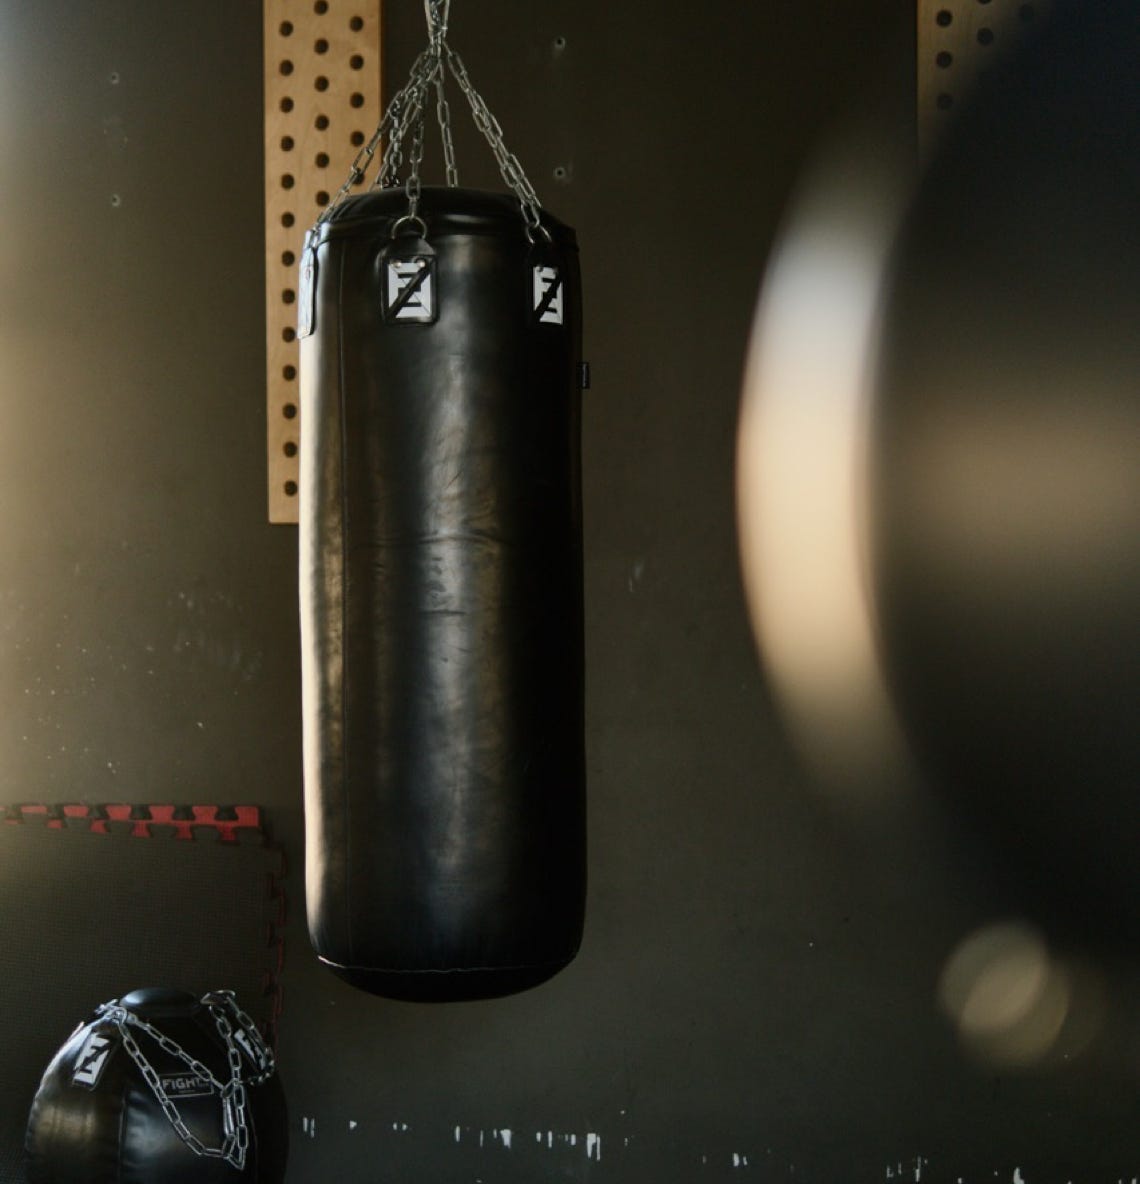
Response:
[264,0,383,524]
[918,0,1050,153]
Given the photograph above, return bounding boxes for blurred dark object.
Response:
[871,0,1140,945]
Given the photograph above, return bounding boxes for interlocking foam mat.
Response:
[0,804,284,1183]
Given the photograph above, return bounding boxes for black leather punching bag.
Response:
[25,989,287,1184]
[299,186,585,1001]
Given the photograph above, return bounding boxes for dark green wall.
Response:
[2,1,1138,1181]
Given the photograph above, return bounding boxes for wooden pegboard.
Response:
[918,0,1050,154]
[264,0,383,524]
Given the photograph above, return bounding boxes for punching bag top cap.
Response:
[117,986,200,1017]
[314,186,576,248]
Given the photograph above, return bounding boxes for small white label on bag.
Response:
[72,1032,114,1089]
[385,257,434,322]
[533,265,563,324]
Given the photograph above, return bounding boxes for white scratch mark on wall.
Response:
[301,1116,316,1138]
[348,1120,357,1131]
[586,1132,602,1162]
[455,1125,462,1143]
[499,1128,513,1150]
[1013,1171,1025,1184]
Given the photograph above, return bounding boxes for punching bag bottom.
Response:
[320,956,576,1003]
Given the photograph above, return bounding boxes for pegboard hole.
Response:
[936,51,953,68]
[936,8,953,25]
[281,212,295,228]
[349,15,364,31]
[279,60,294,76]
[977,26,995,45]
[283,402,298,419]
[282,250,296,266]
[315,76,330,92]
[316,114,330,130]
[315,152,330,168]
[279,20,294,36]
[283,327,297,343]
[350,54,365,70]
[284,480,298,497]
[281,173,295,190]
[315,38,329,54]
[281,135,295,151]
[284,441,298,458]
[350,130,365,146]
[315,190,330,206]
[279,97,294,113]
[282,289,296,305]
[283,365,297,381]
[314,0,329,12]
[349,92,365,108]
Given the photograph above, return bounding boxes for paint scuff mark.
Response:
[628,559,645,593]
[301,1116,316,1138]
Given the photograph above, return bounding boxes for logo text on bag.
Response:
[384,257,436,323]
[533,265,563,325]
[159,1073,214,1099]
[72,1032,115,1089]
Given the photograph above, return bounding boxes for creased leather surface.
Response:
[299,189,585,1001]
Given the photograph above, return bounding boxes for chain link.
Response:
[93,991,276,1172]
[317,0,547,238]
[443,45,549,240]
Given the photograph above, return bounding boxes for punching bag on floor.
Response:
[25,989,287,1184]
[298,3,586,1002]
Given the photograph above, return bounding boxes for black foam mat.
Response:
[0,816,283,1182]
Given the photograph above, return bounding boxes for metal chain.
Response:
[317,0,547,238]
[435,70,459,187]
[444,45,549,240]
[93,992,276,1172]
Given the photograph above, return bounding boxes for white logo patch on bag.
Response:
[72,1032,114,1089]
[533,265,563,324]
[385,257,435,322]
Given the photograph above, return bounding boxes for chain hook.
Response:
[423,0,450,43]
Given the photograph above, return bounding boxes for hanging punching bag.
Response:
[297,8,586,1001]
